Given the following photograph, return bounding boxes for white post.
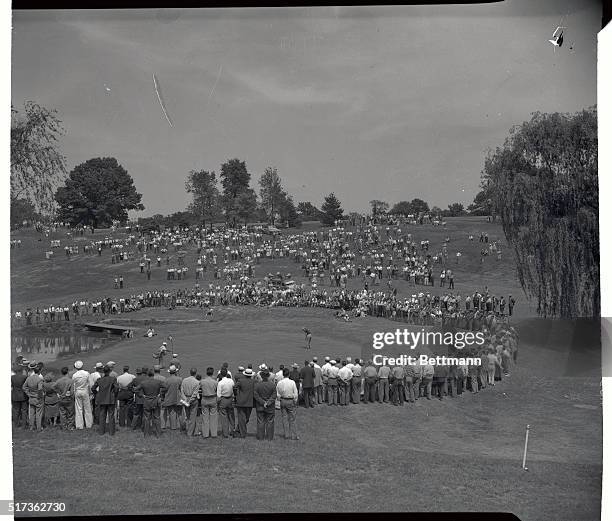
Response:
[522,424,530,470]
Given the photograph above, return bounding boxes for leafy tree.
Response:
[483,107,598,318]
[11,101,67,213]
[138,214,165,233]
[259,167,285,225]
[408,198,430,215]
[166,211,196,229]
[430,206,443,216]
[220,158,250,198]
[297,201,323,220]
[185,170,220,229]
[220,158,252,226]
[55,157,144,227]
[10,198,40,228]
[321,193,344,226]
[389,201,412,216]
[444,203,466,217]
[369,200,389,217]
[235,188,258,225]
[278,192,300,227]
[467,187,494,217]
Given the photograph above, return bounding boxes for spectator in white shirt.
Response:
[72,360,93,429]
[216,369,235,438]
[276,368,299,440]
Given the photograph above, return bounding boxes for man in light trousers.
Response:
[72,360,93,429]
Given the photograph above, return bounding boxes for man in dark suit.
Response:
[131,368,146,430]
[11,367,28,429]
[134,369,164,437]
[91,365,118,435]
[299,360,316,408]
[253,370,276,440]
[234,368,255,438]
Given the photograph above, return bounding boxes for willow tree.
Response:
[483,107,598,318]
[11,101,67,213]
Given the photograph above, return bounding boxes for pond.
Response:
[11,331,117,364]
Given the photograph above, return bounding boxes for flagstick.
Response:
[522,424,530,470]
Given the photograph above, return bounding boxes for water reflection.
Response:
[12,333,114,363]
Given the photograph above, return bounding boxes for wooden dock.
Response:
[83,323,135,334]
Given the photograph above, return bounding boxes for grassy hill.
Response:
[9,217,602,519]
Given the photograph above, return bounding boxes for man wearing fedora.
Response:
[234,368,255,438]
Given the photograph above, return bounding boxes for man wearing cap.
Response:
[72,360,93,429]
[216,368,235,438]
[54,366,75,430]
[162,365,183,431]
[276,367,299,440]
[180,368,201,436]
[153,365,167,428]
[91,365,118,435]
[234,368,255,438]
[200,367,218,438]
[134,369,164,437]
[299,360,316,408]
[254,369,276,440]
[22,363,43,431]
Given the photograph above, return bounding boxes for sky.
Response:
[11,0,600,216]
